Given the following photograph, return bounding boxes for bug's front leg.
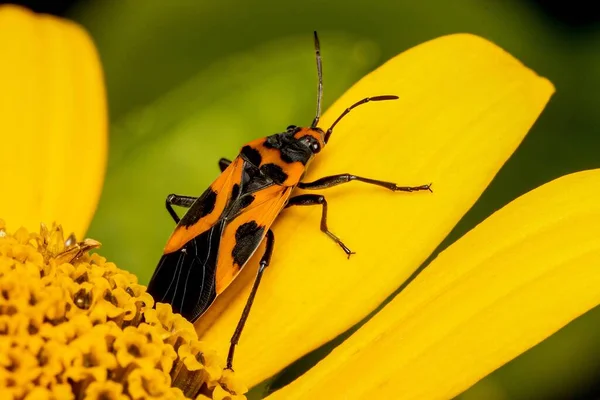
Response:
[227,229,275,371]
[286,194,354,258]
[165,194,197,224]
[298,173,432,193]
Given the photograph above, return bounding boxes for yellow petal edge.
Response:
[270,169,600,399]
[196,33,554,385]
[0,5,107,238]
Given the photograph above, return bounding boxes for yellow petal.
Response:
[196,34,554,385]
[0,5,107,238]
[269,169,600,399]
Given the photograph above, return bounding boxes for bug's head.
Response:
[263,124,324,166]
[286,125,325,155]
[309,32,399,145]
[263,125,324,165]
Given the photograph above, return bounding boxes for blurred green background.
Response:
[9,0,600,398]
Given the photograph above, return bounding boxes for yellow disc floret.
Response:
[0,220,247,399]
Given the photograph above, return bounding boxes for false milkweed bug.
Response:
[147,32,432,370]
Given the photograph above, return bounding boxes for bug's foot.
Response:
[393,182,433,192]
[337,240,355,259]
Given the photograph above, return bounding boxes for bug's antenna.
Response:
[324,95,399,143]
[311,31,323,128]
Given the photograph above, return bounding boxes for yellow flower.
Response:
[85,380,129,400]
[0,221,246,399]
[2,4,600,400]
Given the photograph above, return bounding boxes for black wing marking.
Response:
[147,220,225,321]
[178,186,218,228]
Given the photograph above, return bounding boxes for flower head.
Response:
[0,221,246,399]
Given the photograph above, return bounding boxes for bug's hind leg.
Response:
[165,194,197,224]
[219,158,232,172]
[227,229,275,371]
[299,173,432,193]
[286,194,354,258]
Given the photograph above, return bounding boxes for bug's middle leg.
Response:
[298,173,432,192]
[286,194,354,258]
[165,194,197,224]
[227,229,275,371]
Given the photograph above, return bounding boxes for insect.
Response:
[147,32,432,370]
[37,222,101,264]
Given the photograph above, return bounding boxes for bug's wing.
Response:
[163,157,245,254]
[148,157,245,320]
[149,220,225,320]
[215,184,292,295]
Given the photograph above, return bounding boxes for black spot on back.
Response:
[280,145,312,165]
[260,163,288,185]
[180,188,217,227]
[264,134,282,149]
[225,193,256,219]
[224,182,251,218]
[239,194,255,209]
[263,132,312,165]
[246,175,272,193]
[241,145,262,166]
[241,162,273,193]
[241,163,259,186]
[231,183,240,200]
[232,221,265,266]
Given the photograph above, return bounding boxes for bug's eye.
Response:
[310,141,321,153]
[286,125,297,131]
[301,136,321,154]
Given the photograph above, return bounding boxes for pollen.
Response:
[0,220,247,399]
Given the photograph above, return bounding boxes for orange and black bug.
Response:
[147,32,432,370]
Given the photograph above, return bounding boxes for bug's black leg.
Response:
[286,194,354,258]
[298,174,432,193]
[165,194,197,224]
[227,229,275,371]
[219,158,232,172]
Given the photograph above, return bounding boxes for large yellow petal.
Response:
[270,169,600,399]
[0,5,107,238]
[196,34,554,385]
